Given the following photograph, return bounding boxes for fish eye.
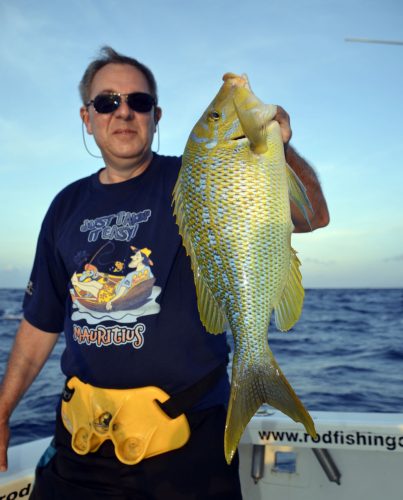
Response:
[208,111,221,121]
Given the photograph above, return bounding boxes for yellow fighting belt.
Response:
[61,377,191,465]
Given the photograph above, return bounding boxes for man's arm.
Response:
[275,106,330,233]
[0,319,59,471]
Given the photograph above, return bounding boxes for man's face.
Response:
[129,251,143,268]
[81,63,161,170]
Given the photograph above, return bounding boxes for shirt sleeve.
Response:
[23,199,69,333]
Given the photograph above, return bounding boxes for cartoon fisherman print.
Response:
[70,244,161,327]
[106,247,154,311]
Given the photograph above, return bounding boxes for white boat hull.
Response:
[240,410,403,499]
[1,411,402,499]
[0,437,51,499]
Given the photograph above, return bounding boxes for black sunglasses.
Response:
[86,92,156,114]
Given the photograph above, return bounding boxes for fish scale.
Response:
[173,72,316,463]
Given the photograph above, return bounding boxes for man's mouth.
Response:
[114,129,136,135]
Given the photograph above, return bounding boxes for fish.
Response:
[173,73,317,464]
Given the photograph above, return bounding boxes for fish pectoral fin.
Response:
[224,350,316,464]
[172,177,227,335]
[286,163,313,229]
[233,88,277,154]
[274,247,304,331]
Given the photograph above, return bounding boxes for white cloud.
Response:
[383,254,403,263]
[0,266,30,289]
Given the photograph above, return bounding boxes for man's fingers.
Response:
[275,105,292,144]
[0,425,10,472]
[0,447,8,472]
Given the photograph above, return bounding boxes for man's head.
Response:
[80,47,162,175]
[79,46,158,106]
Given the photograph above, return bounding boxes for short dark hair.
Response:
[79,46,158,105]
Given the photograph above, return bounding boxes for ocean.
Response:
[1,287,403,446]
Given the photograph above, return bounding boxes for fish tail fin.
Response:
[224,348,316,464]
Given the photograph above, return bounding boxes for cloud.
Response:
[304,257,337,266]
[0,266,30,289]
[0,2,90,92]
[383,254,403,263]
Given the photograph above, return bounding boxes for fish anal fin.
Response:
[173,177,227,335]
[286,164,313,229]
[224,349,316,464]
[274,247,304,331]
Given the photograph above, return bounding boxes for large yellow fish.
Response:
[173,73,316,463]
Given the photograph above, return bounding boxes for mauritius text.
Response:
[73,323,145,349]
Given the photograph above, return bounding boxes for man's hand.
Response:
[0,319,60,473]
[0,419,10,472]
[275,105,292,145]
[273,105,329,231]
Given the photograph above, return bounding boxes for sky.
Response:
[0,0,402,288]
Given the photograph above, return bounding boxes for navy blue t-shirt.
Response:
[23,154,229,409]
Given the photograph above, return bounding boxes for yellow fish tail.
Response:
[224,348,316,464]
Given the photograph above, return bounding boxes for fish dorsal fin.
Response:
[286,164,313,229]
[172,177,227,335]
[274,247,304,331]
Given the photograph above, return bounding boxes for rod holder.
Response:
[313,448,342,485]
[251,444,265,484]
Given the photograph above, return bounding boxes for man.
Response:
[0,47,329,499]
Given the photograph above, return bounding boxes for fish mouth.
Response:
[231,134,246,141]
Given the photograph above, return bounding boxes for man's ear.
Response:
[154,106,162,130]
[80,106,93,135]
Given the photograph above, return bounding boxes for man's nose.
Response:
[115,96,134,119]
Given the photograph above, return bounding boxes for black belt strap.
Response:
[62,362,228,419]
[157,362,228,419]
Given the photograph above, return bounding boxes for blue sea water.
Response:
[1,288,402,446]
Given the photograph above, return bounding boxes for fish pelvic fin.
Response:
[286,164,314,229]
[274,247,304,331]
[224,349,316,464]
[172,176,227,335]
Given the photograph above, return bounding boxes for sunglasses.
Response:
[86,92,156,114]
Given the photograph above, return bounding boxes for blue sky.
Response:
[0,0,402,288]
